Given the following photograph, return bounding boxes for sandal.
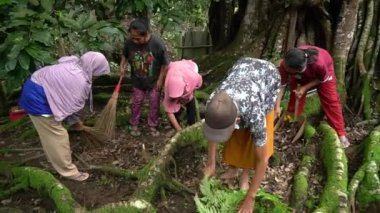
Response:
[66,172,89,181]
[130,126,141,137]
[149,127,160,137]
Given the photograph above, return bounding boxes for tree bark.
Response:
[333,0,360,100]
[208,0,236,50]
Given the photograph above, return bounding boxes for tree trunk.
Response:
[333,0,360,100]
[205,0,378,115]
[208,0,236,50]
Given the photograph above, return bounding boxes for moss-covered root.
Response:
[313,122,348,213]
[91,199,156,213]
[132,122,204,202]
[290,124,317,212]
[349,125,380,212]
[90,122,205,213]
[303,95,322,117]
[0,162,79,213]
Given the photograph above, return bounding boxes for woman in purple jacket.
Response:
[19,51,110,181]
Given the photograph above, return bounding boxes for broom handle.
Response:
[294,83,300,121]
[114,76,123,93]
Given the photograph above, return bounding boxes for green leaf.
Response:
[7,19,30,28]
[5,59,17,72]
[32,30,53,46]
[8,43,27,60]
[28,0,39,6]
[87,28,98,38]
[87,21,109,37]
[98,26,120,35]
[10,8,37,18]
[25,44,55,64]
[98,42,113,52]
[40,0,54,12]
[142,0,153,9]
[40,12,58,24]
[0,39,11,53]
[135,1,145,12]
[59,15,81,30]
[88,21,109,31]
[82,11,98,28]
[18,51,31,70]
[76,13,87,26]
[0,58,7,77]
[0,0,12,6]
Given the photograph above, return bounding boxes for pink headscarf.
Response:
[31,51,110,121]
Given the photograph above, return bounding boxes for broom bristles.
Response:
[82,126,109,143]
[84,77,122,142]
[93,90,120,139]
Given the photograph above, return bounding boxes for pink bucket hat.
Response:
[163,60,202,113]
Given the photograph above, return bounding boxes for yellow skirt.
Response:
[222,110,274,169]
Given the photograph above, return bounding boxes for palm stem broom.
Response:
[83,77,123,142]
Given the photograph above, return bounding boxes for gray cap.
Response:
[203,91,237,143]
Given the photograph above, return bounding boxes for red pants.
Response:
[287,77,346,137]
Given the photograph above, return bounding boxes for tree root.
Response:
[0,161,78,212]
[355,119,379,126]
[349,125,380,212]
[19,152,45,165]
[290,124,317,212]
[348,166,365,213]
[0,148,43,153]
[0,183,25,199]
[164,178,196,195]
[159,188,176,213]
[72,153,91,169]
[169,156,178,180]
[313,122,348,212]
[91,199,156,213]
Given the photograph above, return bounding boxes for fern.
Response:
[195,177,291,213]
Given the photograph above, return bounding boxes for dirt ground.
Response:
[0,103,375,212]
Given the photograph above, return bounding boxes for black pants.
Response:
[174,98,196,125]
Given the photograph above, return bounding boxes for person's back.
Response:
[18,51,110,182]
[211,57,280,146]
[163,60,202,131]
[297,45,335,83]
[203,57,280,211]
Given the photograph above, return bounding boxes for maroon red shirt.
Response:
[279,45,335,87]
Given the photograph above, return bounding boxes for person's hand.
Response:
[155,79,163,91]
[203,163,215,178]
[293,86,306,99]
[238,195,255,213]
[73,121,84,131]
